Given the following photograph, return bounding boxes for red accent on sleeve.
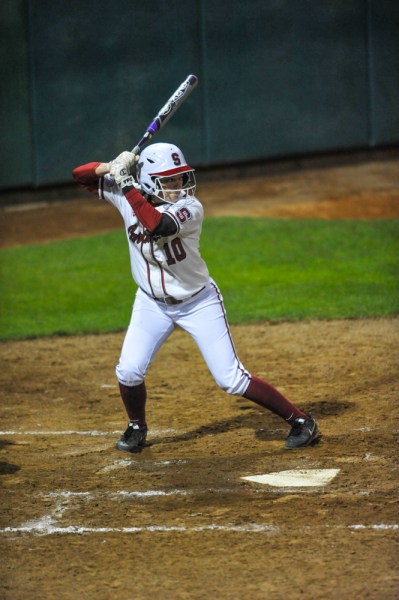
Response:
[71,162,101,193]
[123,187,162,232]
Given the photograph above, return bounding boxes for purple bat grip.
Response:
[147,120,160,135]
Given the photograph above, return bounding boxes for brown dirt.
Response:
[0,154,398,599]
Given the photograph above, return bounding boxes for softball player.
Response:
[72,143,319,451]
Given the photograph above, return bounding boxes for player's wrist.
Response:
[121,176,136,192]
[95,162,110,176]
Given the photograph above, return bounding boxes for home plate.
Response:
[242,469,340,487]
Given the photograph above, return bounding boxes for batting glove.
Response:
[108,150,138,174]
[108,151,139,188]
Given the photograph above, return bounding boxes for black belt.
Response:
[141,286,206,306]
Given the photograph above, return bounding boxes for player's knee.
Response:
[115,362,145,387]
[214,371,249,396]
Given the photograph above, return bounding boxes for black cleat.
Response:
[285,415,319,449]
[116,422,148,453]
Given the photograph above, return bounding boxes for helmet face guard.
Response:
[137,143,196,203]
[153,171,196,203]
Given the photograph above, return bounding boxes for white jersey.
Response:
[99,182,210,300]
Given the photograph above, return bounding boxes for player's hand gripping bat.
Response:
[106,74,198,185]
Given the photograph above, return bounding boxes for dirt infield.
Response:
[1,153,398,599]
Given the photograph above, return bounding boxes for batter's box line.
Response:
[46,490,192,499]
[1,523,280,535]
[1,428,396,438]
[41,488,392,499]
[1,523,398,537]
[0,429,179,437]
[2,487,397,538]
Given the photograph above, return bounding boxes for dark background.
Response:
[1,0,398,190]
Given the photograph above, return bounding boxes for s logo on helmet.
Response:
[171,152,181,166]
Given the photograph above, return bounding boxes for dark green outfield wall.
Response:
[1,0,398,189]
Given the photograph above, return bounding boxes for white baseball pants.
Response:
[116,280,251,396]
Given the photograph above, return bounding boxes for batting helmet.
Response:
[137,143,196,203]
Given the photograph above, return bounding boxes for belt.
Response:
[141,286,206,306]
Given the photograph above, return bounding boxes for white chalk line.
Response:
[97,458,189,473]
[1,524,279,535]
[2,427,396,437]
[42,487,394,498]
[2,488,398,538]
[0,429,177,437]
[347,524,399,530]
[1,522,397,536]
[46,490,190,499]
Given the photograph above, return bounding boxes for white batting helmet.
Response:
[137,143,196,203]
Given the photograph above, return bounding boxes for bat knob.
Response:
[104,174,115,186]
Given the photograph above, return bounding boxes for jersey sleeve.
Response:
[99,177,126,211]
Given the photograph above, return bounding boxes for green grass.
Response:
[202,218,399,321]
[0,218,398,339]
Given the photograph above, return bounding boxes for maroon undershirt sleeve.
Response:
[122,186,162,232]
